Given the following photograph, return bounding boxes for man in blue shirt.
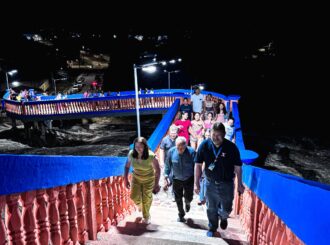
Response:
[164,136,196,222]
[180,97,193,120]
[194,122,244,237]
[160,125,178,201]
[159,125,178,168]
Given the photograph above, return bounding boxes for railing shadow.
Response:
[114,221,160,236]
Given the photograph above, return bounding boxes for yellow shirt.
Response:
[128,150,155,182]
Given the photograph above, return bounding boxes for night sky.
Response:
[0,15,327,140]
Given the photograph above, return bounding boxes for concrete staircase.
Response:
[88,186,249,245]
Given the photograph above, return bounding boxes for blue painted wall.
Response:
[243,165,330,245]
[0,154,127,195]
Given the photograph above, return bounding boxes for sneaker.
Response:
[177,216,186,222]
[206,230,214,237]
[142,217,151,224]
[220,219,228,230]
[185,203,191,213]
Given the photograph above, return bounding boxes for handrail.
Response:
[5,93,183,105]
[4,94,180,119]
[147,99,180,152]
[3,89,194,106]
[231,101,259,164]
[0,100,181,196]
[0,155,127,196]
[241,165,330,245]
[2,90,258,164]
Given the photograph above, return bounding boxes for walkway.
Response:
[88,172,249,245]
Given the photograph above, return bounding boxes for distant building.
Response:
[67,51,110,69]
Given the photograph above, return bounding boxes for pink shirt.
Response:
[204,120,213,130]
[216,113,226,123]
[174,119,192,143]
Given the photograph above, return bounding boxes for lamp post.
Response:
[5,69,18,90]
[133,64,141,138]
[133,62,157,138]
[164,70,180,89]
[5,72,9,90]
[133,58,182,137]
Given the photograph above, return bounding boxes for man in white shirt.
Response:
[191,87,204,113]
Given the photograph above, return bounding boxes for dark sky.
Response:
[0,14,327,138]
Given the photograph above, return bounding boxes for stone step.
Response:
[94,227,229,245]
[116,217,247,242]
[88,234,215,245]
[122,206,208,226]
[88,233,224,245]
[87,183,248,244]
[113,219,210,237]
[115,207,248,243]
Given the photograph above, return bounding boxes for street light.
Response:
[133,62,158,138]
[5,69,18,90]
[164,70,180,89]
[11,81,21,87]
[142,66,157,73]
[133,57,182,137]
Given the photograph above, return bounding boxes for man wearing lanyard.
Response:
[194,122,245,237]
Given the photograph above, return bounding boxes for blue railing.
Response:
[4,93,181,121]
[232,101,259,164]
[4,93,182,106]
[0,99,180,196]
[147,99,180,152]
[0,154,127,196]
[2,89,258,163]
[3,89,227,105]
[243,165,330,245]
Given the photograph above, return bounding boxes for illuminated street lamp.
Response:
[11,81,21,87]
[133,57,182,137]
[133,62,157,138]
[5,69,18,90]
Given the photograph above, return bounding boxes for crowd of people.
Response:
[7,88,113,101]
[8,88,43,102]
[177,87,236,148]
[124,87,244,238]
[139,88,154,94]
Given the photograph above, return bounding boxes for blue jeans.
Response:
[205,179,234,231]
[199,177,206,202]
